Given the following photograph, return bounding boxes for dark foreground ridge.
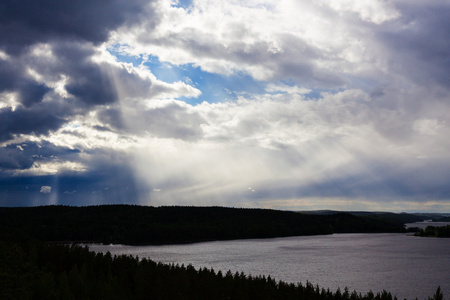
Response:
[0,205,415,245]
[0,236,444,300]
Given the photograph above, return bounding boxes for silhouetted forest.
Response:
[0,205,410,245]
[435,216,450,222]
[0,206,445,299]
[0,234,444,300]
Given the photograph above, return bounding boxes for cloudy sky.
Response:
[1,0,449,212]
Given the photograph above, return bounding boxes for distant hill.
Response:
[0,205,410,245]
[299,210,437,223]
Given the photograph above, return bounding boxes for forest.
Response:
[0,205,443,299]
[0,234,444,300]
[0,205,421,245]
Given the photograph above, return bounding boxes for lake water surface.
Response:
[87,233,450,300]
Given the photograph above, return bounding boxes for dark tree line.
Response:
[0,205,408,245]
[0,206,445,300]
[0,235,444,300]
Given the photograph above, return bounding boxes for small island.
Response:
[413,225,450,238]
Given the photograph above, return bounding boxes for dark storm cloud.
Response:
[19,82,52,107]
[0,141,81,171]
[0,0,149,54]
[0,0,156,142]
[0,58,20,91]
[47,43,119,105]
[0,140,142,206]
[379,2,450,89]
[0,145,33,170]
[0,106,66,142]
[65,68,118,105]
[0,165,142,206]
[0,58,51,107]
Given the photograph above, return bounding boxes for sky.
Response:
[1,0,449,212]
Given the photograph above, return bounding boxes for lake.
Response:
[86,233,450,300]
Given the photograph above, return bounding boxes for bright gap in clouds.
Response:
[143,60,267,104]
[108,44,328,105]
[108,45,268,104]
[171,0,194,10]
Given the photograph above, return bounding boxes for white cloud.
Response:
[0,92,21,111]
[126,86,450,207]
[0,50,9,60]
[266,83,311,95]
[323,0,401,24]
[13,161,88,176]
[40,186,52,194]
[412,119,442,136]
[113,0,407,89]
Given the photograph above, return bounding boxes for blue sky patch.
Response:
[144,57,267,104]
[108,46,333,104]
[170,0,193,10]
[107,46,145,66]
[109,48,267,104]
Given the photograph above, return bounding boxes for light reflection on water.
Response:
[86,233,450,300]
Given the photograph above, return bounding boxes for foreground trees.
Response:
[0,206,442,299]
[0,236,443,300]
